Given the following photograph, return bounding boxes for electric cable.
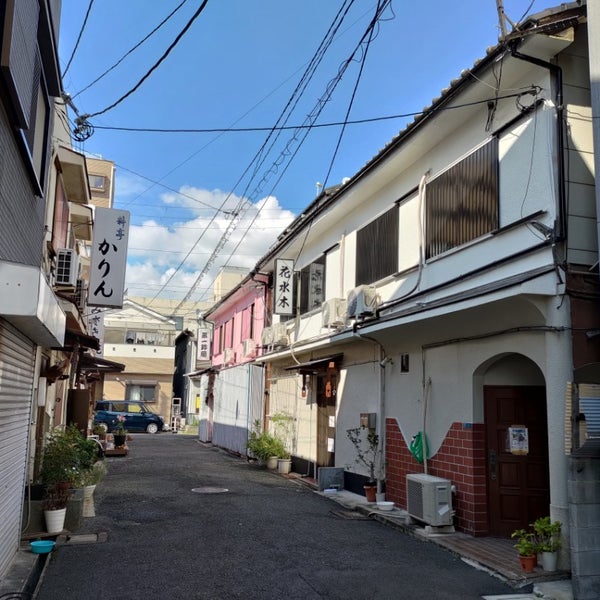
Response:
[62,0,95,77]
[73,0,209,138]
[153,1,357,308]
[72,0,191,100]
[86,89,542,134]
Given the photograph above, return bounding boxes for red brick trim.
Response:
[385,418,488,536]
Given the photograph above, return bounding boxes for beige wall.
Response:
[86,156,114,209]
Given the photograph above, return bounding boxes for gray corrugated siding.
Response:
[212,364,264,455]
[0,319,35,578]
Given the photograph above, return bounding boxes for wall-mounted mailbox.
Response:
[360,412,376,429]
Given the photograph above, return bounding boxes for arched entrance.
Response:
[479,354,550,536]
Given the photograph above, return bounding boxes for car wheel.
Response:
[146,423,159,434]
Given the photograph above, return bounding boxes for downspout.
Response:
[509,43,566,240]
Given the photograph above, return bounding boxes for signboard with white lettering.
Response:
[274,258,294,316]
[196,325,212,365]
[85,307,105,356]
[88,208,130,308]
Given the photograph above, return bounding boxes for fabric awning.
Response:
[284,353,343,374]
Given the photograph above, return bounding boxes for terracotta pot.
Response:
[518,554,537,573]
[364,485,377,503]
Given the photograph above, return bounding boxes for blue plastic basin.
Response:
[30,540,55,554]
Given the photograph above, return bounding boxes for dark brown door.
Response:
[484,386,550,537]
[316,373,337,467]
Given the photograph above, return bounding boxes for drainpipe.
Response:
[509,43,566,240]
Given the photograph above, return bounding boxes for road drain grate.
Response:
[329,509,370,520]
[191,487,229,494]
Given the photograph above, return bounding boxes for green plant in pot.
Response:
[246,420,287,467]
[511,528,537,573]
[40,425,98,489]
[112,416,128,446]
[532,516,561,571]
[346,426,383,502]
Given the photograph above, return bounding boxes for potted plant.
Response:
[346,426,383,502]
[246,420,287,468]
[532,516,562,571]
[42,485,71,533]
[511,528,537,573]
[271,412,293,474]
[112,415,128,447]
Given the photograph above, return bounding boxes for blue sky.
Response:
[57,0,559,306]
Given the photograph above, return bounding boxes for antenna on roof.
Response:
[495,0,518,42]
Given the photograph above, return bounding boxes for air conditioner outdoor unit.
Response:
[261,327,273,346]
[322,298,347,328]
[346,285,378,319]
[406,473,453,527]
[56,248,79,288]
[271,322,289,347]
[223,348,235,365]
[242,338,257,358]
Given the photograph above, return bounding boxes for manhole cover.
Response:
[191,487,229,494]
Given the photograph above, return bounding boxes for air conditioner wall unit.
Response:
[346,285,378,319]
[223,348,235,365]
[271,322,288,347]
[261,327,273,346]
[322,298,347,328]
[56,248,79,288]
[406,473,453,527]
[242,338,257,358]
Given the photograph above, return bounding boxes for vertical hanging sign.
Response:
[274,258,294,316]
[196,324,212,365]
[88,207,130,308]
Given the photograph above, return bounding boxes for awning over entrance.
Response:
[78,353,125,373]
[284,353,343,374]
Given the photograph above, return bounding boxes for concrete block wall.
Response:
[386,419,488,536]
[568,456,600,600]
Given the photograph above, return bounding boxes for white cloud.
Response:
[124,187,295,302]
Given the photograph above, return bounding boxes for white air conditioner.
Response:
[56,248,79,288]
[271,322,289,347]
[406,473,453,527]
[261,327,273,346]
[223,348,235,364]
[346,285,378,319]
[242,338,257,358]
[322,298,347,328]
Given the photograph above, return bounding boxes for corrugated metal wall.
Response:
[0,320,35,577]
[212,364,264,455]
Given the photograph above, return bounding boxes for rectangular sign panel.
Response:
[88,208,130,308]
[274,258,294,316]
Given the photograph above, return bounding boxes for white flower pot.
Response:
[541,551,558,571]
[277,458,292,474]
[44,508,66,534]
[266,456,279,470]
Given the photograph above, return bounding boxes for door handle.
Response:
[489,450,497,481]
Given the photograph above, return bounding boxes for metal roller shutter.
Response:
[0,319,35,577]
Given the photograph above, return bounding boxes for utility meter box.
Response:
[360,412,376,429]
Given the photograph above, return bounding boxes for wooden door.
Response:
[485,386,550,536]
[316,373,337,467]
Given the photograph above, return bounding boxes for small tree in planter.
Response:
[346,426,384,502]
[246,420,286,467]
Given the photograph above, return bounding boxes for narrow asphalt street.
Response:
[36,434,516,600]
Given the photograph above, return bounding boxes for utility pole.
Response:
[495,0,518,42]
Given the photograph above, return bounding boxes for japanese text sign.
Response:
[274,258,294,316]
[88,208,130,308]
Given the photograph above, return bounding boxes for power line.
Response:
[74,0,209,137]
[72,0,191,100]
[85,89,541,134]
[62,0,96,77]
